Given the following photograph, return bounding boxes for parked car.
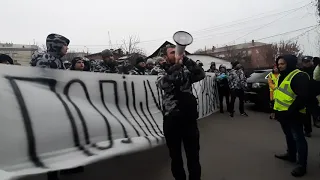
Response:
[244,69,272,111]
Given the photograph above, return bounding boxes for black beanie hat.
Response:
[135,57,145,65]
[0,54,14,64]
[231,61,240,68]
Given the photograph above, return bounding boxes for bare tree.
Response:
[120,35,146,56]
[259,40,303,66]
[259,44,278,66]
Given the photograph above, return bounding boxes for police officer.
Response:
[156,45,205,180]
[273,54,309,177]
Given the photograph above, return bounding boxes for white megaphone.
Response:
[173,31,193,56]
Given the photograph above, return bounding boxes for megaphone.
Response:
[173,31,193,56]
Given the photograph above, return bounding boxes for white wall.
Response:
[187,54,232,70]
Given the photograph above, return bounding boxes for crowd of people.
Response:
[1,33,320,179]
[206,61,249,117]
[27,33,168,76]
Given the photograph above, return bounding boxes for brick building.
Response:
[207,40,274,68]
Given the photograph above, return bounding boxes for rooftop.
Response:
[0,43,38,50]
[147,41,191,59]
[212,41,268,53]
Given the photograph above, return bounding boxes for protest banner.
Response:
[0,65,219,180]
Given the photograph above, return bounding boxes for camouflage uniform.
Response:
[30,33,70,69]
[129,67,146,75]
[150,65,166,75]
[156,57,205,117]
[145,68,153,75]
[157,56,205,180]
[228,69,247,90]
[93,61,119,73]
[228,68,248,116]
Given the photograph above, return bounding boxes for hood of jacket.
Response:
[46,33,70,59]
[276,54,298,77]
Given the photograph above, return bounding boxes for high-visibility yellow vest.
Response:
[268,72,278,91]
[273,69,307,114]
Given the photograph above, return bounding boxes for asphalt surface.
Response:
[23,104,320,180]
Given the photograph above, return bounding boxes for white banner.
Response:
[0,65,219,180]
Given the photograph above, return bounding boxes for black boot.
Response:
[274,153,296,163]
[304,132,311,137]
[291,166,306,177]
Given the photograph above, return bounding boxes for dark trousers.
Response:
[218,88,230,112]
[229,89,245,114]
[303,109,312,134]
[163,115,201,180]
[278,113,308,167]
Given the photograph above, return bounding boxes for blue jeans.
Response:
[278,112,308,167]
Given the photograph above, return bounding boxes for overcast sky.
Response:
[0,0,319,56]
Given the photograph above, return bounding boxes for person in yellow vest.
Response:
[267,65,279,119]
[273,55,309,177]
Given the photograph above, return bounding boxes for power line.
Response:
[192,12,313,42]
[255,25,318,41]
[228,2,312,44]
[191,2,311,35]
[287,26,319,41]
[69,2,312,47]
[138,2,313,44]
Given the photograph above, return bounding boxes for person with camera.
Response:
[156,45,205,180]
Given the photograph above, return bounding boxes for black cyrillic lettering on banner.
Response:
[64,79,113,150]
[156,87,163,112]
[146,80,161,111]
[207,77,214,113]
[99,80,132,143]
[210,78,216,111]
[143,81,164,136]
[204,76,210,114]
[131,82,158,142]
[200,78,206,117]
[4,76,47,168]
[123,81,141,136]
[63,80,92,146]
[123,81,151,145]
[139,102,160,143]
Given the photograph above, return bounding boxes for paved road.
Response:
[23,104,320,180]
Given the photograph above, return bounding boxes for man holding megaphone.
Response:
[156,31,205,180]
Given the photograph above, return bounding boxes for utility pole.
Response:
[108,31,112,49]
